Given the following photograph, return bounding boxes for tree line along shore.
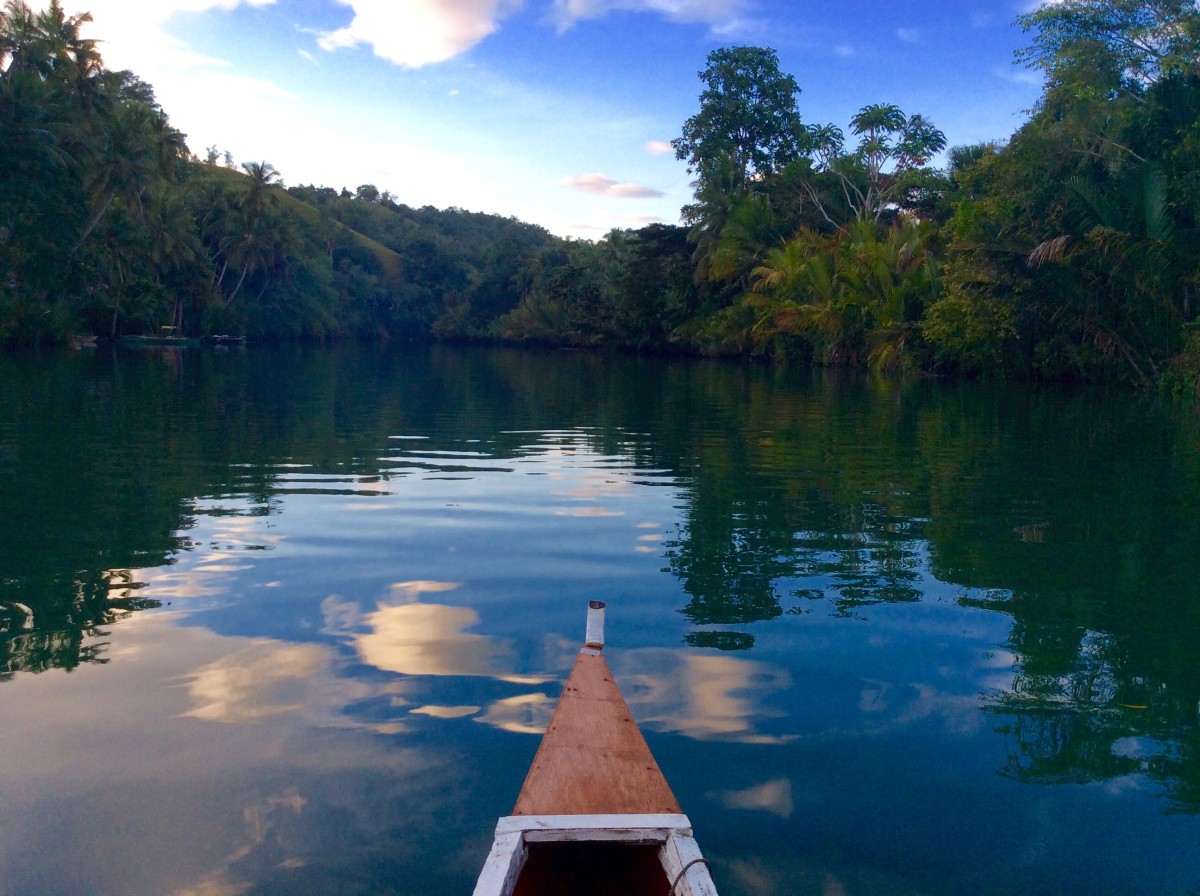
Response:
[2,1,1198,393]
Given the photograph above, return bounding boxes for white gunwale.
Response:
[472,819,717,896]
[497,812,693,840]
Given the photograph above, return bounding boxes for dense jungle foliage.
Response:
[2,1,1199,390]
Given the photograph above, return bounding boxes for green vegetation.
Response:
[3,1,1199,390]
[0,0,554,345]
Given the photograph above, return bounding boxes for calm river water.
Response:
[1,345,1198,896]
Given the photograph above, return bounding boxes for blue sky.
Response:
[66,1,1047,237]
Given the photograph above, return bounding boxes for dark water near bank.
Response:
[1,345,1198,896]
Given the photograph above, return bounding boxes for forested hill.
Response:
[0,1,575,346]
[3,1,1200,393]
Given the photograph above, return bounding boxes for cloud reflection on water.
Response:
[617,650,793,744]
[715,778,795,818]
[182,641,329,722]
[475,692,557,734]
[334,581,549,685]
[320,582,796,743]
[0,612,451,896]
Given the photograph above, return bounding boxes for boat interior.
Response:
[510,841,671,896]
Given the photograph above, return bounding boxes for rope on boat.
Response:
[668,857,711,894]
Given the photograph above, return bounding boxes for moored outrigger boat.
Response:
[473,601,719,896]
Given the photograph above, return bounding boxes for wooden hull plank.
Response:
[512,650,681,817]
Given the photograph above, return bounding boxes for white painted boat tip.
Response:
[585,600,606,648]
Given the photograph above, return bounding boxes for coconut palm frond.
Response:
[1028,234,1071,268]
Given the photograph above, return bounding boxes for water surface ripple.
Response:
[1,345,1198,896]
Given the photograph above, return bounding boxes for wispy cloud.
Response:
[644,140,674,154]
[560,173,664,198]
[896,27,921,43]
[551,0,746,31]
[318,0,524,68]
[993,65,1044,86]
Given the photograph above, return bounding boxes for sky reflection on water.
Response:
[2,347,1200,896]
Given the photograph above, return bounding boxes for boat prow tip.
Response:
[584,600,606,649]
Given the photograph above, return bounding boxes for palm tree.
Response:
[208,161,284,307]
[70,99,157,253]
[147,185,205,331]
[238,160,281,221]
[706,192,784,286]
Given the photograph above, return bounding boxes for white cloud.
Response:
[58,0,299,165]
[993,66,1044,86]
[63,0,269,73]
[896,27,921,43]
[560,172,664,197]
[645,140,674,154]
[318,0,524,68]
[552,0,745,31]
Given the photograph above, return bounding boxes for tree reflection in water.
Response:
[1,346,1199,816]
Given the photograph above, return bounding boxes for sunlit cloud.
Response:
[645,140,674,154]
[551,0,747,31]
[64,1,293,94]
[560,173,665,198]
[318,0,524,68]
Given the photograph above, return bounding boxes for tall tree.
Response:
[805,103,947,225]
[1017,0,1200,91]
[672,46,813,186]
